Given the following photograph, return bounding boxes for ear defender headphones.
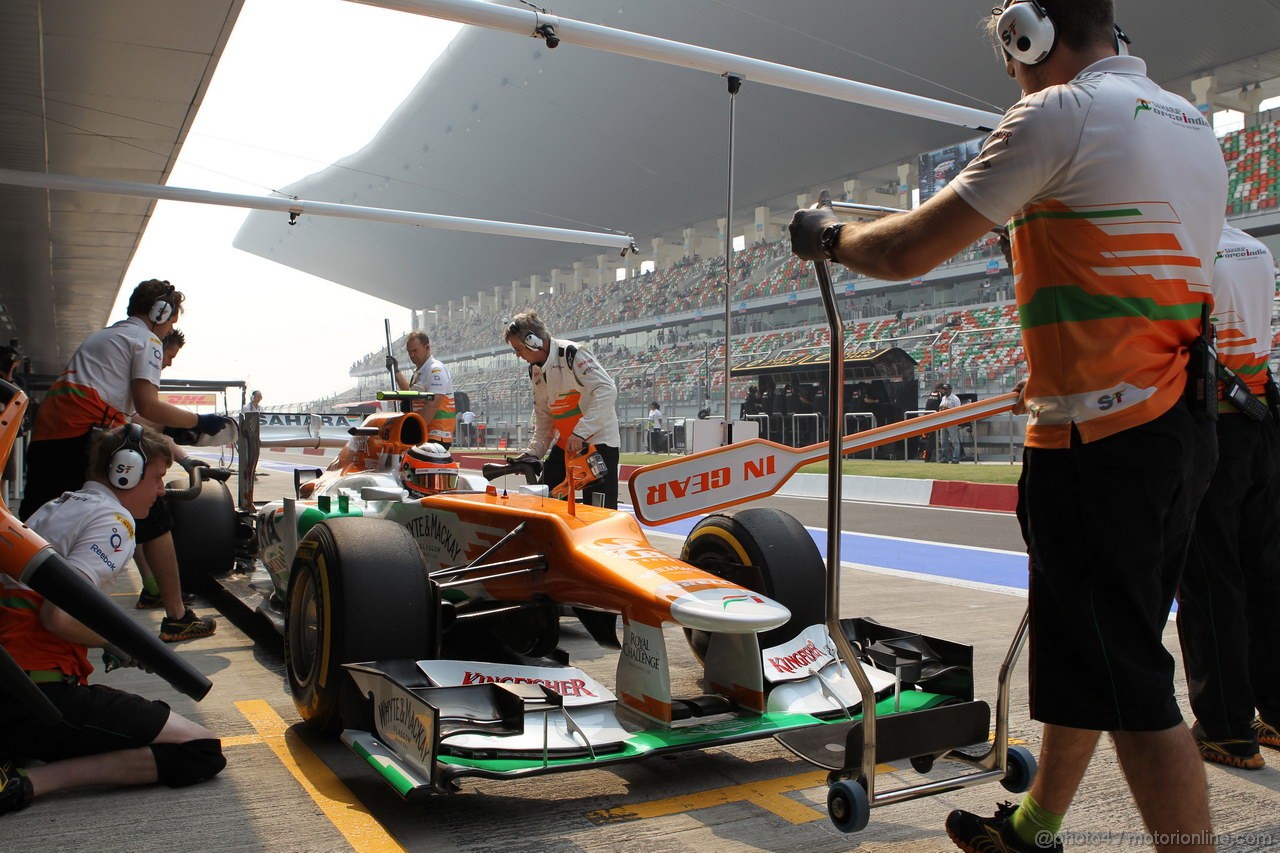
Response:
[148,282,177,325]
[109,423,148,490]
[507,321,544,351]
[995,0,1057,66]
[996,1,1131,66]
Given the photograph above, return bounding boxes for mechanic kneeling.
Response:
[0,425,225,816]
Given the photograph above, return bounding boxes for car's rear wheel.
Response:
[286,518,438,737]
[167,476,236,592]
[680,508,827,659]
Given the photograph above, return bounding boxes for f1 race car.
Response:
[172,400,1019,814]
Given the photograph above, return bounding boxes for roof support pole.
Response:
[722,74,741,423]
[0,168,637,252]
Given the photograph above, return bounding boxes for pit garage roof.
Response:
[232,0,1280,311]
[0,0,243,375]
[2,1,1278,377]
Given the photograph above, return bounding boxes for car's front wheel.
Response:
[285,518,438,736]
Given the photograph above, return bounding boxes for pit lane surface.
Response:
[16,450,1278,852]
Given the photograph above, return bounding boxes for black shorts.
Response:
[136,493,173,543]
[18,433,93,521]
[1018,400,1215,732]
[0,681,171,763]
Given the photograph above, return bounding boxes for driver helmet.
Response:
[401,442,459,496]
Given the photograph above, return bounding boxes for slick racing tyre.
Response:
[680,508,826,660]
[167,476,236,592]
[286,518,438,737]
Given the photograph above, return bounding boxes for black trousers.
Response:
[1177,412,1280,738]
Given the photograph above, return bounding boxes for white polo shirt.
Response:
[950,56,1227,448]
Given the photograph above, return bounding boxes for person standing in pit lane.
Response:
[1176,223,1280,770]
[790,2,1225,850]
[504,311,621,509]
[20,279,221,643]
[388,331,456,448]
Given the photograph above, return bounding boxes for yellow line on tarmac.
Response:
[236,699,405,853]
[587,763,896,826]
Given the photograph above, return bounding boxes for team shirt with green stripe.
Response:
[1211,224,1275,399]
[950,56,1227,448]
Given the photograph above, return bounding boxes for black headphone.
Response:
[109,423,148,490]
[507,321,544,351]
[994,0,1056,66]
[148,282,177,325]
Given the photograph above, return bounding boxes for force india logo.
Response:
[1133,98,1209,127]
[461,670,598,698]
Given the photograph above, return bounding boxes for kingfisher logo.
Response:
[767,640,830,674]
[460,670,598,698]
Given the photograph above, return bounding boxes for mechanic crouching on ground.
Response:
[503,311,621,509]
[790,2,1225,850]
[0,425,226,816]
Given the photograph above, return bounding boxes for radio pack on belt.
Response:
[1216,363,1270,422]
[1185,304,1218,421]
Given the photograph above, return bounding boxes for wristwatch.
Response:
[820,222,844,262]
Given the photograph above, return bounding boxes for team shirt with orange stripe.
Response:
[0,482,137,682]
[410,355,456,443]
[526,337,620,457]
[31,316,164,441]
[950,56,1227,448]
[1211,224,1275,399]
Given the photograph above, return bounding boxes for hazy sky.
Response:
[116,0,462,409]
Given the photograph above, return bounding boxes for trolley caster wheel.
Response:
[1000,745,1037,793]
[909,754,935,774]
[827,779,870,833]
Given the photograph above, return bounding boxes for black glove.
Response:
[195,413,230,436]
[178,457,208,474]
[789,207,840,262]
[385,356,399,373]
[162,425,200,445]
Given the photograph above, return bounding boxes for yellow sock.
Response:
[1008,793,1063,846]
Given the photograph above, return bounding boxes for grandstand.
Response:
[315,113,1280,455]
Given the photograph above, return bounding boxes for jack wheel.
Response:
[827,779,870,833]
[909,754,936,774]
[1000,745,1037,793]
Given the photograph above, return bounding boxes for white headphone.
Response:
[995,0,1057,66]
[148,282,177,325]
[109,423,148,490]
[996,1,1130,66]
[507,321,544,350]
